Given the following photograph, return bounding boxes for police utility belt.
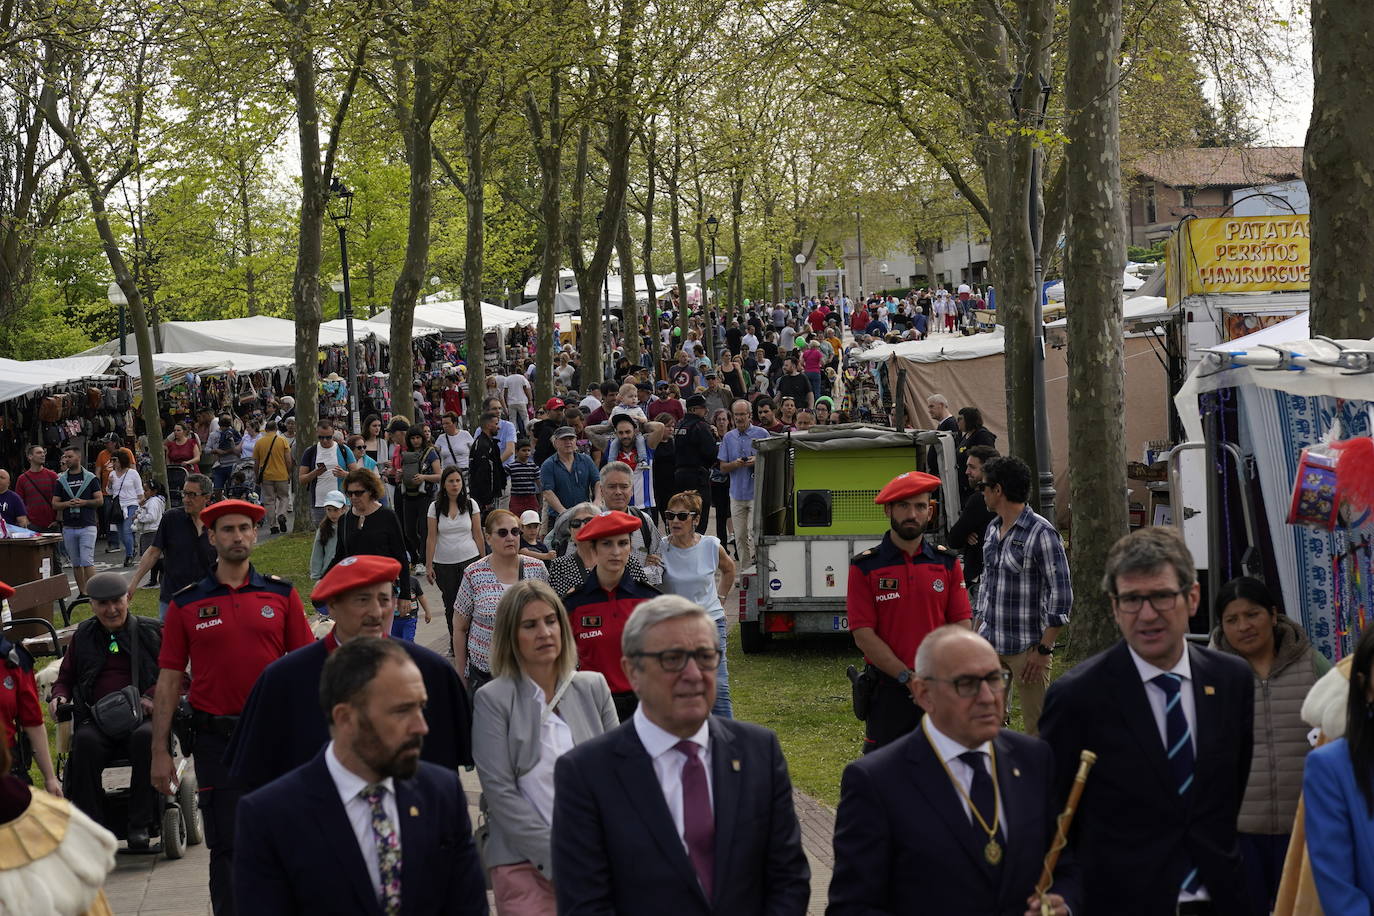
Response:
[190,708,239,740]
[846,663,905,721]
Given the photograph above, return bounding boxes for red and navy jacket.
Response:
[847,533,972,669]
[563,572,661,695]
[159,566,314,716]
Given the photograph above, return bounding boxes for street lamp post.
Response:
[1010,73,1056,523]
[706,214,719,363]
[327,176,361,434]
[596,211,612,379]
[107,281,128,356]
[794,252,806,298]
[855,207,864,300]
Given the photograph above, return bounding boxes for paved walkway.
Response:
[101,600,838,914]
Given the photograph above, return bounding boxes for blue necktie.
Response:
[1152,674,1201,895]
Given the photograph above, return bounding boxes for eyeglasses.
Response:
[662,511,698,521]
[1112,588,1188,614]
[633,647,722,672]
[318,435,334,440]
[491,527,519,538]
[346,489,368,497]
[569,519,589,528]
[923,670,1013,698]
[182,491,205,499]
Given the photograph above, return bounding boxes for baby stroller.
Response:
[224,458,261,504]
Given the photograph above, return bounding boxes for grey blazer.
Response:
[472,670,618,878]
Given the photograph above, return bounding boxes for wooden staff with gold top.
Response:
[1036,749,1098,916]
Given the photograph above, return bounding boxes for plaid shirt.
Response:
[976,505,1072,654]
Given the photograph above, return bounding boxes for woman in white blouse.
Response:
[426,465,485,651]
[107,451,144,567]
[472,580,617,915]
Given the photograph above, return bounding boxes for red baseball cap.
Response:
[545,397,565,411]
[310,554,402,604]
[874,471,942,505]
[575,510,643,542]
[200,499,267,528]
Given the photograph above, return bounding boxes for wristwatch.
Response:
[896,669,915,684]
[1035,643,1054,656]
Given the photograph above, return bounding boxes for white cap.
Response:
[520,510,541,526]
[323,490,347,509]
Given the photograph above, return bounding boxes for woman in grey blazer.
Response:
[472,579,618,914]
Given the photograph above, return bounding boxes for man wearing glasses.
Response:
[1040,526,1253,916]
[125,473,218,621]
[849,471,972,754]
[553,595,810,915]
[975,456,1072,737]
[829,625,1078,915]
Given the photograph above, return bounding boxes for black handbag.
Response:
[90,620,144,740]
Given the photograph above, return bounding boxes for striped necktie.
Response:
[1151,673,1201,895]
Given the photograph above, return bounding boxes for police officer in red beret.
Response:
[562,511,662,721]
[225,555,470,792]
[848,472,972,753]
[149,499,314,916]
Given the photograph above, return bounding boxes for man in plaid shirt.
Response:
[975,456,1072,736]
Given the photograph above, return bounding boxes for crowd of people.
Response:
[0,290,1370,916]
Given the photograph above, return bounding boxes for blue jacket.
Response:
[234,751,487,916]
[1304,738,1374,915]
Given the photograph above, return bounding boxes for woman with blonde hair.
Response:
[455,509,549,694]
[472,580,617,914]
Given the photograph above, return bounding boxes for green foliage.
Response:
[1128,242,1167,262]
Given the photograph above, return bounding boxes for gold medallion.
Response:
[984,838,1002,865]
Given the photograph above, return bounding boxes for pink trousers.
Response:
[491,862,556,916]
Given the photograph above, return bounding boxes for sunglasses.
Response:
[663,511,698,521]
[491,527,520,538]
[569,519,588,528]
[346,489,368,497]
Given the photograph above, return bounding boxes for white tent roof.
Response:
[370,300,536,334]
[1175,331,1374,441]
[0,355,117,402]
[319,317,442,345]
[855,328,1007,363]
[85,316,354,359]
[114,350,296,377]
[1203,311,1310,354]
[1045,269,1144,302]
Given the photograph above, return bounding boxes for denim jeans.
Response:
[391,614,417,642]
[119,506,137,559]
[712,615,733,718]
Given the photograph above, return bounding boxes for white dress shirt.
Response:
[516,677,574,827]
[325,740,399,904]
[1126,645,1207,902]
[633,707,712,851]
[920,716,1007,839]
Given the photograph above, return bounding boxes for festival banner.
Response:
[1166,215,1311,304]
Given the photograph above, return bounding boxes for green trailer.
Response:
[738,425,961,653]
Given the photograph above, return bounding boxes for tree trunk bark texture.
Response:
[1306,0,1374,339]
[1063,0,1128,661]
[461,85,487,425]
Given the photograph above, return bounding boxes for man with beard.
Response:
[151,499,314,916]
[225,555,471,792]
[847,472,972,753]
[233,638,487,915]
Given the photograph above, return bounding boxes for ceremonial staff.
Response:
[1036,749,1097,916]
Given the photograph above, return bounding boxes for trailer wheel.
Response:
[740,620,769,654]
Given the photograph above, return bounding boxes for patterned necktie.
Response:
[361,784,403,915]
[1151,673,1201,894]
[675,740,715,900]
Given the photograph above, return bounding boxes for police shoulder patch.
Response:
[264,574,294,586]
[931,543,960,558]
[853,547,878,562]
[173,581,200,597]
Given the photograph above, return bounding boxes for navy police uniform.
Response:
[158,566,313,915]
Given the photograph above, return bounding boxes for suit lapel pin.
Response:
[731,759,741,772]
[1012,767,1021,777]
[1204,685,1216,696]
[409,806,419,817]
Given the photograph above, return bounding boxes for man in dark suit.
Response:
[828,625,1077,916]
[553,595,810,915]
[1040,527,1254,916]
[225,555,471,791]
[233,638,487,916]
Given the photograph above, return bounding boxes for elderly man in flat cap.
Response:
[848,471,972,753]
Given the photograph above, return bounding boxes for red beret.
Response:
[576,510,643,542]
[0,580,12,600]
[200,498,266,527]
[311,555,402,603]
[874,471,942,505]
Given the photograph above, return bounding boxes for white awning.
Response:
[854,328,1007,363]
[0,355,118,402]
[85,316,353,359]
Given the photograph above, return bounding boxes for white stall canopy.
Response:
[0,355,117,402]
[370,299,536,334]
[86,316,353,359]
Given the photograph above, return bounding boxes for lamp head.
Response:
[327,176,354,223]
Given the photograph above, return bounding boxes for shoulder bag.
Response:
[90,619,144,740]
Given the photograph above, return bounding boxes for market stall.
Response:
[0,355,126,471]
[85,315,354,359]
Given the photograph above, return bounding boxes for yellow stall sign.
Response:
[1166,215,1310,304]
